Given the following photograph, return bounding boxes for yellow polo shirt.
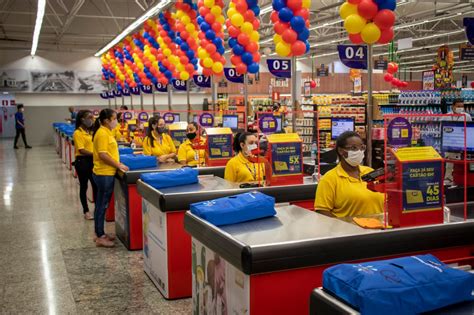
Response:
[73,127,93,157]
[131,131,144,147]
[113,122,129,142]
[315,163,384,218]
[224,152,265,183]
[177,139,205,166]
[143,133,176,157]
[93,126,119,176]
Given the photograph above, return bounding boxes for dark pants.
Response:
[92,174,115,238]
[14,128,28,147]
[74,156,97,214]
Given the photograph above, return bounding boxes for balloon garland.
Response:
[383,61,408,88]
[271,0,311,57]
[197,0,226,76]
[340,0,396,45]
[226,0,261,74]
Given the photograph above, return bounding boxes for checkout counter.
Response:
[184,204,474,315]
[137,176,317,299]
[114,163,225,250]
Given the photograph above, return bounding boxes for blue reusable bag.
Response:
[190,191,276,226]
[119,147,134,155]
[120,154,157,170]
[323,254,474,315]
[140,167,198,189]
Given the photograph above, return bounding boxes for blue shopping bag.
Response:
[118,147,134,155]
[190,191,276,226]
[323,254,474,315]
[140,167,198,189]
[120,154,157,170]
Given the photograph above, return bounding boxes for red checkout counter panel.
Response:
[183,205,474,315]
[114,164,226,250]
[137,177,317,300]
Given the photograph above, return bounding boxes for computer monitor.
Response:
[275,116,282,133]
[128,124,137,132]
[441,121,474,153]
[222,114,239,130]
[331,117,355,140]
[193,115,199,124]
[173,113,181,123]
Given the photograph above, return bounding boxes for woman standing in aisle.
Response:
[143,116,177,163]
[224,132,266,183]
[73,110,97,220]
[92,109,129,248]
[314,131,383,218]
[113,112,129,142]
[178,122,204,166]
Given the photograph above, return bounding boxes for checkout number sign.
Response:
[402,161,442,212]
[208,134,232,159]
[337,45,368,70]
[271,142,302,176]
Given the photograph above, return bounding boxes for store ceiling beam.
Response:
[0,11,136,20]
[102,0,122,32]
[55,0,86,42]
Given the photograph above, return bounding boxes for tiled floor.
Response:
[0,140,191,314]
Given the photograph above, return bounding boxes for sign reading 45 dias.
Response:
[337,45,368,70]
[224,68,244,83]
[193,75,211,88]
[172,79,187,91]
[267,59,291,78]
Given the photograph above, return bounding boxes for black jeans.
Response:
[14,128,28,147]
[74,156,97,213]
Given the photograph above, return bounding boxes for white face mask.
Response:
[247,143,258,151]
[454,107,465,114]
[345,150,365,167]
[109,119,118,130]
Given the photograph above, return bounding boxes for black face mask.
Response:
[186,132,197,140]
[156,126,166,134]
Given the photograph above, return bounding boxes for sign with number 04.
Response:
[337,45,368,70]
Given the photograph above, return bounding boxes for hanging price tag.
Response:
[193,75,211,88]
[337,45,368,70]
[154,82,167,92]
[267,59,291,78]
[130,87,141,95]
[100,91,109,99]
[224,68,244,83]
[172,79,187,91]
[140,85,153,94]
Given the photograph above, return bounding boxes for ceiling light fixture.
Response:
[94,0,171,57]
[31,0,46,56]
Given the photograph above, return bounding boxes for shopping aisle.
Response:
[0,140,190,314]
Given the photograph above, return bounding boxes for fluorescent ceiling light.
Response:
[31,0,46,56]
[399,49,459,60]
[94,0,171,57]
[260,5,273,15]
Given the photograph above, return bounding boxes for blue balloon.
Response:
[291,16,306,32]
[176,38,183,45]
[206,30,216,40]
[218,47,225,55]
[248,63,259,74]
[152,77,158,84]
[377,0,396,10]
[247,0,258,7]
[197,16,204,25]
[165,71,172,79]
[279,7,293,23]
[191,58,198,65]
[305,41,310,53]
[213,37,222,47]
[181,42,189,51]
[229,37,238,48]
[186,50,195,59]
[272,0,285,11]
[251,6,260,16]
[200,22,210,32]
[233,44,244,56]
[242,52,254,65]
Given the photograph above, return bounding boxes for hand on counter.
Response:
[118,163,129,172]
[158,153,176,163]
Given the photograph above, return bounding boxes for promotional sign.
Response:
[353,76,362,94]
[259,114,278,133]
[122,88,130,96]
[387,117,412,147]
[199,113,214,127]
[0,94,16,138]
[163,112,175,124]
[271,142,302,176]
[337,45,368,70]
[422,71,435,91]
[140,85,153,94]
[113,89,122,97]
[464,17,474,45]
[460,44,474,61]
[100,91,109,99]
[374,56,388,70]
[138,112,149,123]
[169,129,187,147]
[218,80,228,88]
[131,87,141,95]
[303,82,311,96]
[208,133,232,159]
[266,59,291,78]
[172,79,187,91]
[402,161,442,212]
[224,68,244,83]
[123,111,133,121]
[193,75,211,88]
[272,91,281,101]
[316,64,328,77]
[154,82,167,92]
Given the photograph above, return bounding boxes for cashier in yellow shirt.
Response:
[224,132,265,183]
[178,122,204,166]
[92,109,129,247]
[315,131,383,218]
[113,112,129,142]
[131,122,145,148]
[143,116,177,163]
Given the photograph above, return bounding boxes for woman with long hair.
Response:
[177,122,204,166]
[142,116,177,163]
